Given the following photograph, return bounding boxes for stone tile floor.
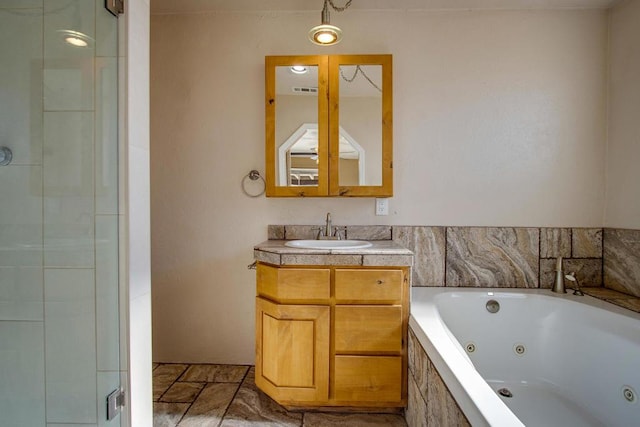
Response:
[153,363,407,427]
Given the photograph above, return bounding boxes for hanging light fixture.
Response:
[308,0,352,46]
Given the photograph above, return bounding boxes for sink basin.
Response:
[284,239,373,250]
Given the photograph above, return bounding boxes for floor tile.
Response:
[180,364,249,383]
[153,364,189,401]
[178,383,239,427]
[161,382,206,403]
[303,412,407,427]
[219,368,302,427]
[154,402,190,427]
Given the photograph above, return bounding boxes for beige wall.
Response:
[605,0,640,229]
[151,9,608,363]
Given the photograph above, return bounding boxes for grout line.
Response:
[217,366,252,426]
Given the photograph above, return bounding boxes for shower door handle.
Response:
[0,147,12,166]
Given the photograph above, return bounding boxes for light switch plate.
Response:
[375,198,389,216]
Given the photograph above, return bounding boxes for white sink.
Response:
[284,239,373,250]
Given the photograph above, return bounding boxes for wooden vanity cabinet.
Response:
[255,262,409,409]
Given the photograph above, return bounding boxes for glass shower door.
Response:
[0,1,121,425]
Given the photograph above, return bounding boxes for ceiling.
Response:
[151,0,619,14]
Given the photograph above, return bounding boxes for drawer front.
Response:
[334,355,402,403]
[335,269,403,303]
[257,264,330,303]
[335,305,403,353]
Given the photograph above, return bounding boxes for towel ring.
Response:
[242,170,266,197]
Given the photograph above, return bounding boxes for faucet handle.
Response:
[333,226,347,240]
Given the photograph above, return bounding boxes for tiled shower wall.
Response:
[270,225,640,301]
[0,1,121,425]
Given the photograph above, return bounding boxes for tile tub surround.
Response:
[406,329,470,427]
[264,225,640,313]
[153,363,408,427]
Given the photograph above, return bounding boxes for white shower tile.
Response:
[0,321,45,426]
[0,266,43,321]
[45,268,97,424]
[44,112,95,267]
[0,166,43,267]
[0,9,43,165]
[96,0,118,57]
[98,371,122,427]
[96,57,119,214]
[96,215,120,371]
[44,59,95,111]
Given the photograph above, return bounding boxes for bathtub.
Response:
[409,288,640,427]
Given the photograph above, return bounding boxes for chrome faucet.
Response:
[551,256,566,293]
[316,213,344,240]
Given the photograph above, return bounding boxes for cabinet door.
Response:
[328,54,393,196]
[265,55,329,197]
[255,297,330,404]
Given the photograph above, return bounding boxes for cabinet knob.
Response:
[376,280,384,285]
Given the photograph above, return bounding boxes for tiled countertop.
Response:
[254,240,413,266]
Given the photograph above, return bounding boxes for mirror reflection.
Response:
[274,63,383,188]
[338,64,382,186]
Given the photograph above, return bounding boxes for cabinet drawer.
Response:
[335,269,403,303]
[257,264,330,303]
[334,355,402,402]
[335,305,402,353]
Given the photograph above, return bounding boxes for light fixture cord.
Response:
[340,65,382,93]
[327,0,353,12]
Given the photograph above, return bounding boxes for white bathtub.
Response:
[409,288,640,427]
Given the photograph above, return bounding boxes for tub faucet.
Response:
[565,272,584,296]
[552,256,566,293]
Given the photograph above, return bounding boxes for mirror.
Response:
[265,55,392,197]
[337,64,382,187]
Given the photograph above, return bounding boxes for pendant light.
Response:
[308,0,352,46]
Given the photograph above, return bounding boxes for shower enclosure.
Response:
[1,1,123,425]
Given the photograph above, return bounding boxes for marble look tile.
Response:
[160,382,205,403]
[427,356,470,427]
[285,225,321,240]
[582,287,630,299]
[254,249,281,265]
[405,373,428,427]
[178,383,238,427]
[604,229,640,297]
[393,226,445,287]
[607,298,640,313]
[346,226,392,241]
[268,225,285,240]
[153,364,189,401]
[180,364,248,383]
[280,254,362,266]
[220,368,302,427]
[303,412,406,426]
[362,254,413,267]
[540,258,602,288]
[407,329,428,403]
[153,402,190,427]
[572,228,603,258]
[446,227,539,288]
[540,228,571,258]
